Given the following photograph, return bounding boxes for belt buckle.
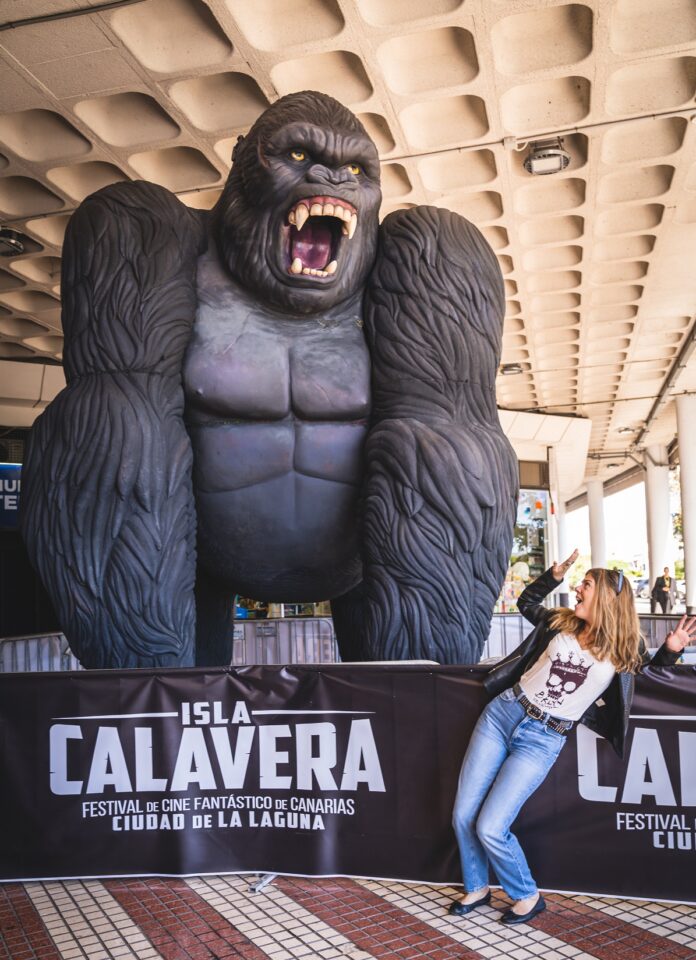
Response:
[548,717,570,735]
[526,702,544,721]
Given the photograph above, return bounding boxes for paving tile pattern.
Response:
[278,875,482,959]
[0,884,62,960]
[188,873,372,960]
[25,879,164,960]
[537,893,696,960]
[105,877,268,960]
[1,876,695,960]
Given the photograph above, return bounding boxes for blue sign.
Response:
[0,463,21,529]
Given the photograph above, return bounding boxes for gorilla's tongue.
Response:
[292,220,332,270]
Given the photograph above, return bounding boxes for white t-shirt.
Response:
[519,632,616,721]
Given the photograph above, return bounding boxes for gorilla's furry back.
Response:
[362,206,518,664]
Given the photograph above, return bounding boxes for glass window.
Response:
[496,489,548,612]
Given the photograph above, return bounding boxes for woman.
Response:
[450,549,694,925]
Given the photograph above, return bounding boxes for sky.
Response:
[564,481,677,572]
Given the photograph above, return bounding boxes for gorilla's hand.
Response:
[214,91,382,316]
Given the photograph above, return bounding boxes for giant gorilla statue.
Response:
[21,91,518,669]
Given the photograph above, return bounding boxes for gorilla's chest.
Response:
[183,253,370,424]
[181,250,370,598]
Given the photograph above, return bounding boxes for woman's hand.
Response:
[551,548,579,583]
[665,615,696,653]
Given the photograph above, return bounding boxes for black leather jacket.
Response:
[483,568,679,757]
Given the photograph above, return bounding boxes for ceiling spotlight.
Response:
[523,137,571,176]
[500,363,524,375]
[606,463,622,469]
[616,426,634,435]
[0,227,25,257]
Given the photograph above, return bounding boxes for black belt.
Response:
[512,684,574,736]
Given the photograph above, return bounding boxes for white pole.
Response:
[644,444,672,593]
[548,447,569,604]
[556,494,569,563]
[555,494,570,605]
[676,395,696,614]
[586,478,607,568]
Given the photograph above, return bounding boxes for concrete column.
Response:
[677,395,696,614]
[644,444,672,591]
[548,447,569,604]
[555,494,570,606]
[586,478,607,568]
[556,494,569,564]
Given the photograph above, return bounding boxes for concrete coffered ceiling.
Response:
[1,0,696,501]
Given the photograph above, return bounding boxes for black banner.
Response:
[0,663,694,902]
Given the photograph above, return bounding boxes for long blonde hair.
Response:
[548,568,643,673]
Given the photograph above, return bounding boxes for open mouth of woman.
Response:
[285,195,357,279]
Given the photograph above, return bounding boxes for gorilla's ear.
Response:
[231,134,245,163]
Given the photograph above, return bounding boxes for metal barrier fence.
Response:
[481,614,527,660]
[483,612,693,660]
[0,613,691,673]
[0,618,338,673]
[230,617,338,665]
[0,632,82,673]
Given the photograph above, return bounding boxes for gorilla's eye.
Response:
[347,163,362,176]
[289,149,307,162]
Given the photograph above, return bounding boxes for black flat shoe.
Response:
[448,891,491,915]
[500,894,546,925]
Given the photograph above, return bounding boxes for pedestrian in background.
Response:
[651,566,676,614]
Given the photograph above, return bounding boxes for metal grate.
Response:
[230,617,338,665]
[0,437,24,463]
[0,631,81,672]
[1,615,689,672]
[0,618,339,672]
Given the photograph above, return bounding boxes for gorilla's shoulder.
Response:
[378,204,494,265]
[71,179,207,234]
[373,204,503,306]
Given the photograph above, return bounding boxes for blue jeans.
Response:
[452,689,567,900]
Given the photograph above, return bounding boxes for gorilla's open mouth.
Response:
[285,195,357,279]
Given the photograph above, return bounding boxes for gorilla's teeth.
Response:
[301,267,330,277]
[294,204,309,231]
[290,258,303,274]
[326,260,337,274]
[290,198,356,235]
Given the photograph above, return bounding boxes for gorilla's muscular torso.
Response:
[21,91,516,670]
[183,239,370,601]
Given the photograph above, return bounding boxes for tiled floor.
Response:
[1,875,695,960]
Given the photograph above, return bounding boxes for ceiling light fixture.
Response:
[0,227,24,257]
[616,426,634,435]
[523,137,571,176]
[500,363,524,375]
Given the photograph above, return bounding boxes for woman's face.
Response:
[575,573,596,624]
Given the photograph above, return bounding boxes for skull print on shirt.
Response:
[537,651,592,708]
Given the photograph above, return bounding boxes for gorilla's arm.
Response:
[21,182,206,667]
[361,206,518,664]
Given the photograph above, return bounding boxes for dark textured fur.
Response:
[361,207,518,663]
[21,183,205,667]
[21,93,516,668]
